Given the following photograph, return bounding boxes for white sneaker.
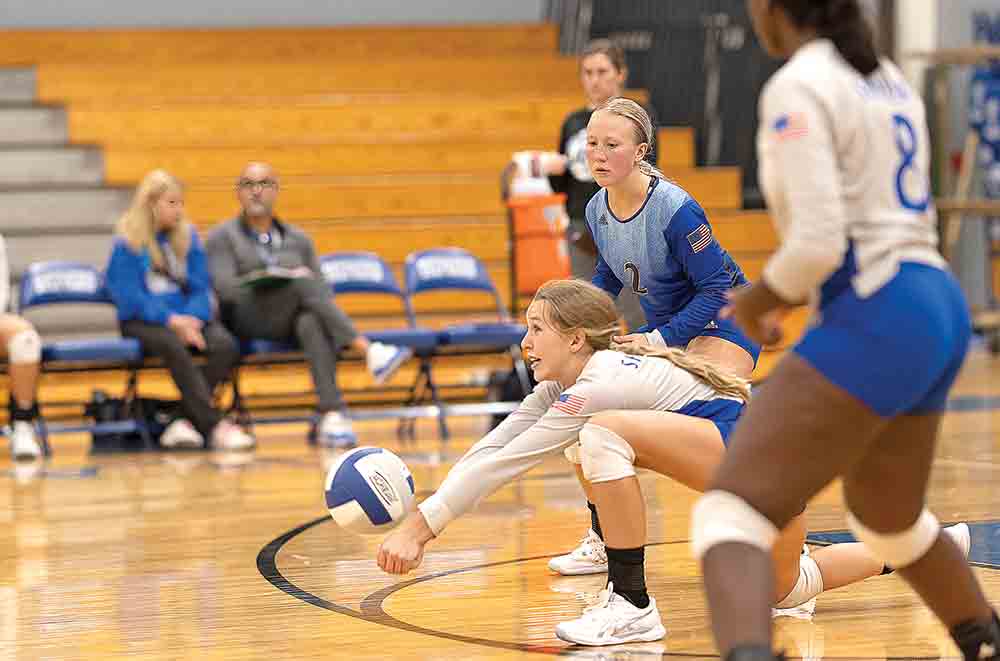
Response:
[366,342,412,385]
[211,421,255,451]
[318,411,357,449]
[945,522,971,558]
[10,421,41,461]
[13,460,43,485]
[555,582,666,646]
[160,419,205,449]
[549,530,608,575]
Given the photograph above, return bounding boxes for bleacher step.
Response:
[0,105,67,144]
[0,187,129,233]
[0,68,35,103]
[0,146,103,186]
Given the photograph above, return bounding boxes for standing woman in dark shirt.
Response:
[548,39,656,330]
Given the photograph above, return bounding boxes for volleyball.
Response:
[324,446,415,534]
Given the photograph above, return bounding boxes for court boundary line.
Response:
[257,515,952,659]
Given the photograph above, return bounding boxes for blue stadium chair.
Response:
[19,262,142,365]
[404,248,531,430]
[320,252,438,352]
[321,251,443,440]
[17,261,149,452]
[404,247,528,346]
[230,253,442,437]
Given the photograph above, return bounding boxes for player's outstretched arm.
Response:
[377,506,435,575]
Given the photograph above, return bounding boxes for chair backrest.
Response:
[404,248,507,318]
[320,251,415,323]
[18,261,111,310]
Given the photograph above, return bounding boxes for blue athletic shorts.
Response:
[699,316,762,366]
[640,317,762,365]
[676,398,745,446]
[793,262,970,418]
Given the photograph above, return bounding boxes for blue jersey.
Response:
[585,178,754,355]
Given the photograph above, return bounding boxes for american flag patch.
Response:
[772,112,809,140]
[686,224,713,253]
[552,393,587,415]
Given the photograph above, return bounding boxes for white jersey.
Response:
[0,235,9,313]
[418,349,743,535]
[757,39,946,304]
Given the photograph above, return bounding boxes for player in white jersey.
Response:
[0,235,44,460]
[376,280,970,646]
[690,3,999,661]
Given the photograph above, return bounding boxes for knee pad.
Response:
[845,508,939,569]
[690,490,780,560]
[579,423,635,483]
[8,328,41,364]
[774,555,824,609]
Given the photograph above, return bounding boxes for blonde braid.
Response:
[531,279,749,402]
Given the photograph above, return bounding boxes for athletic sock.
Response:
[587,501,603,540]
[606,546,649,609]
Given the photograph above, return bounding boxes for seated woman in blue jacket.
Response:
[106,169,254,451]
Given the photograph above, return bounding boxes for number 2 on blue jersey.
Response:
[891,114,930,212]
[624,261,647,295]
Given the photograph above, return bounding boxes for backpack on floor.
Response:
[84,390,178,453]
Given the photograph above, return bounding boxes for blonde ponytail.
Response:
[638,160,666,180]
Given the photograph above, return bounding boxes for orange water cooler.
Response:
[506,193,571,298]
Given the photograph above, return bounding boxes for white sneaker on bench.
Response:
[367,342,412,385]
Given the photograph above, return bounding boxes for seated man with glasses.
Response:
[205,162,411,447]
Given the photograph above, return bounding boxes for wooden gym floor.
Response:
[2,347,999,660]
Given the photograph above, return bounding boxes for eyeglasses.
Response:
[237,179,278,191]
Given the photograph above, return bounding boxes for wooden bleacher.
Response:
[99,127,696,182]
[1,22,792,421]
[0,24,562,63]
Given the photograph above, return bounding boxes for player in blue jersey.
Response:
[583,96,759,379]
[690,3,1000,661]
[548,96,763,576]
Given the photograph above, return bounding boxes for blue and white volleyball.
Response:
[324,447,416,534]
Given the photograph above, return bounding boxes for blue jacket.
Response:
[105,229,213,325]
